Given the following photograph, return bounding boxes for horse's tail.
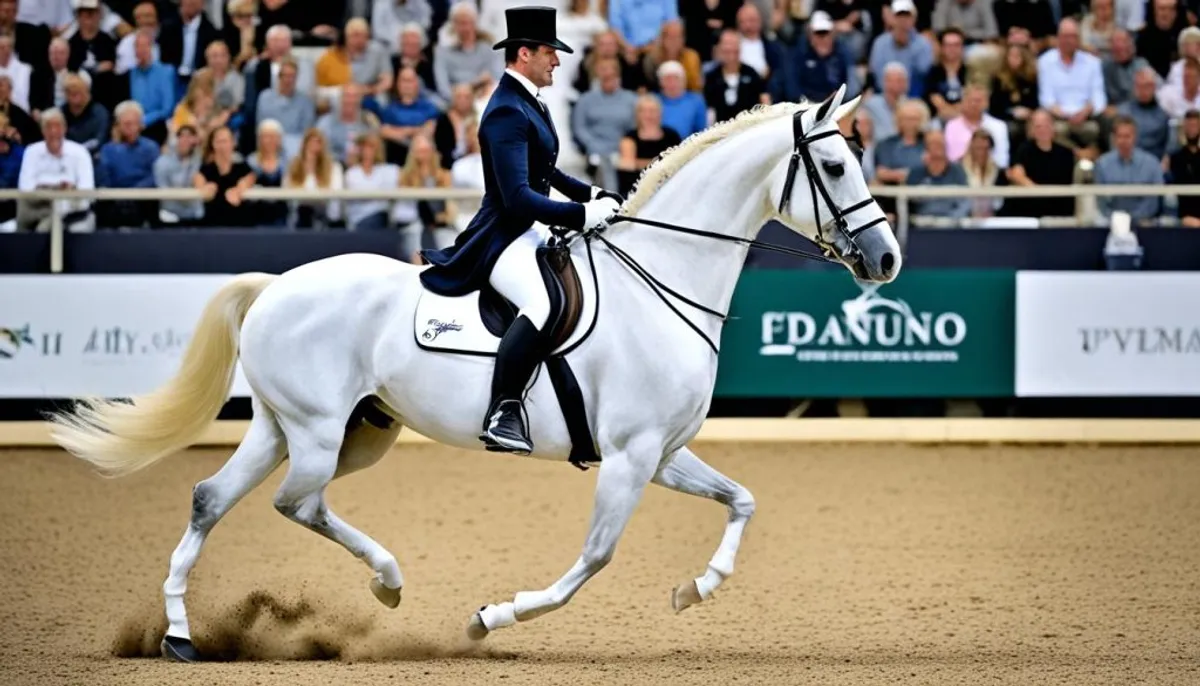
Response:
[48,272,277,478]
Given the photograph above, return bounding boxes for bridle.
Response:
[776,108,889,262]
[558,108,888,355]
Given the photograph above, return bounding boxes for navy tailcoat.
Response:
[419,72,592,296]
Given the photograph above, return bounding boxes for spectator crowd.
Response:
[3,0,1200,246]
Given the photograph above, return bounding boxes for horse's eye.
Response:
[822,160,845,178]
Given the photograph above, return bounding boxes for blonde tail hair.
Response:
[48,273,277,478]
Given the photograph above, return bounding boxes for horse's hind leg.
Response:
[273,412,405,607]
[161,399,287,662]
[652,446,756,613]
[467,436,662,639]
[335,404,405,607]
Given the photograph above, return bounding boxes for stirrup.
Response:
[478,400,533,454]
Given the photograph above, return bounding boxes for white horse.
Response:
[49,85,900,661]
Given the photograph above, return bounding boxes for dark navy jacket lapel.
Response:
[503,72,558,150]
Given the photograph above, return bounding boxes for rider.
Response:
[419,6,622,455]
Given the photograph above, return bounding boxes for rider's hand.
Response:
[582,196,620,230]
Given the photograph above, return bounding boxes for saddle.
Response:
[478,239,585,350]
[414,235,601,469]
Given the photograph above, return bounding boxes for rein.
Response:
[563,106,887,356]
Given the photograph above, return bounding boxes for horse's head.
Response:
[771,84,900,284]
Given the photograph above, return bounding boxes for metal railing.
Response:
[1,184,1192,273]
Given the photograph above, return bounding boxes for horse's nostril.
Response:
[879,252,895,275]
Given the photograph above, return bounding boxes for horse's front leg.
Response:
[466,436,662,639]
[652,446,756,612]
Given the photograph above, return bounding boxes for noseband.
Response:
[778,110,889,261]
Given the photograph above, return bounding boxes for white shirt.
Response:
[344,163,399,228]
[739,37,768,78]
[17,0,72,30]
[180,14,202,76]
[0,57,32,112]
[291,163,345,221]
[18,139,95,215]
[1036,48,1107,116]
[1157,84,1200,119]
[450,151,484,232]
[505,66,543,104]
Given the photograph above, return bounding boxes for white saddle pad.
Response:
[414,247,598,356]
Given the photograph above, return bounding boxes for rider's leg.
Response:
[480,227,553,454]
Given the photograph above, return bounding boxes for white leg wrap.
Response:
[479,601,518,632]
[164,595,191,640]
[694,565,727,601]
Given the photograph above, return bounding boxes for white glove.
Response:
[582,196,620,231]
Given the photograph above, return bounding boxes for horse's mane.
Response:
[622,101,813,216]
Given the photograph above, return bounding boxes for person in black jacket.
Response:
[158,0,219,87]
[0,73,39,146]
[703,29,768,125]
[68,0,121,111]
[1169,109,1200,226]
[0,0,51,72]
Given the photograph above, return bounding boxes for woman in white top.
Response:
[450,116,483,234]
[1167,27,1200,90]
[552,0,607,101]
[286,127,344,229]
[343,131,400,231]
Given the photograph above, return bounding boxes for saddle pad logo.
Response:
[422,318,464,341]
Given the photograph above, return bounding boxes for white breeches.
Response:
[489,227,551,330]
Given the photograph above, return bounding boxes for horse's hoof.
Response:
[466,611,490,641]
[671,580,704,613]
[370,577,402,609]
[160,635,202,662]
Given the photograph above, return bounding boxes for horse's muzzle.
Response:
[851,223,901,283]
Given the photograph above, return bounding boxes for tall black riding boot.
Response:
[479,315,544,454]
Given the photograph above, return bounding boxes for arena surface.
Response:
[1,442,1198,685]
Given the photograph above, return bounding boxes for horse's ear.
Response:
[832,94,862,125]
[813,84,846,126]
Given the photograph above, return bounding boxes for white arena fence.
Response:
[0,184,1192,273]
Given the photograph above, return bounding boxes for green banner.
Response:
[714,269,1016,397]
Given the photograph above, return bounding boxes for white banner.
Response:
[1016,272,1200,396]
[0,275,252,398]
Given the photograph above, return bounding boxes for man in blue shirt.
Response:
[1037,18,1106,154]
[96,99,160,228]
[1094,115,1164,224]
[655,61,706,138]
[0,114,23,226]
[907,129,971,222]
[787,11,859,103]
[608,0,678,52]
[868,0,933,98]
[126,31,175,145]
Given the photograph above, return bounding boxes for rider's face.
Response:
[523,45,559,89]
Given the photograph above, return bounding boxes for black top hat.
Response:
[492,6,573,54]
